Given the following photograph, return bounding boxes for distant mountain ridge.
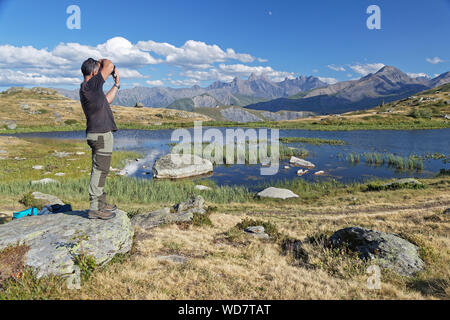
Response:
[245,66,450,114]
[56,73,328,109]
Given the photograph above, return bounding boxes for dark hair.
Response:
[81,58,99,76]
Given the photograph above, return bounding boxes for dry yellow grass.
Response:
[49,181,449,300]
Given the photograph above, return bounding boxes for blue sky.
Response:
[0,0,449,90]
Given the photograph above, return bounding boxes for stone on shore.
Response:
[289,156,315,168]
[153,154,213,179]
[257,187,299,200]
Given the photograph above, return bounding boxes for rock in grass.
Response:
[443,208,450,215]
[0,210,133,278]
[156,255,188,264]
[289,156,315,168]
[174,195,205,214]
[131,207,192,229]
[281,238,309,264]
[153,154,213,179]
[257,187,299,200]
[5,121,17,130]
[31,192,64,206]
[31,178,58,185]
[195,185,211,191]
[329,227,425,277]
[131,196,207,230]
[244,226,269,239]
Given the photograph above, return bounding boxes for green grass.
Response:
[340,152,426,171]
[365,180,427,192]
[170,141,308,164]
[279,137,346,145]
[2,116,449,135]
[0,138,141,183]
[0,177,254,206]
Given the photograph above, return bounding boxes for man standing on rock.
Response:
[80,58,120,220]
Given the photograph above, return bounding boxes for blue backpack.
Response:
[13,207,39,220]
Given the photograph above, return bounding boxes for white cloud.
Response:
[137,39,255,68]
[178,63,295,83]
[217,64,295,82]
[312,69,318,73]
[317,77,338,84]
[0,36,282,87]
[407,72,430,79]
[146,80,164,87]
[328,64,346,72]
[119,68,145,79]
[53,37,160,68]
[426,57,444,64]
[0,45,68,68]
[0,69,81,86]
[170,78,200,87]
[348,63,385,76]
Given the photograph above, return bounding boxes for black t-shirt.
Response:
[79,73,118,134]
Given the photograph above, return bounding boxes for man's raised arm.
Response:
[98,59,114,81]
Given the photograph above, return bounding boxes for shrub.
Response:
[64,119,79,126]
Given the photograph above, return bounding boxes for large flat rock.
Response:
[153,154,213,179]
[0,210,133,278]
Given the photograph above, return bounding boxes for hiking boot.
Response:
[88,209,116,220]
[101,202,118,212]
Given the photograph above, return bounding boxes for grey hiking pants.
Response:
[87,131,113,211]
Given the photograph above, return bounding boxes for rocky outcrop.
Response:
[131,207,191,229]
[131,196,206,230]
[329,227,425,277]
[289,156,316,168]
[257,187,299,200]
[153,154,213,179]
[220,107,262,123]
[0,210,133,279]
[173,195,205,214]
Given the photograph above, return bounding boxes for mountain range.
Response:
[56,66,450,115]
[56,74,328,110]
[245,66,450,114]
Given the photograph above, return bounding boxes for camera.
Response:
[112,65,117,79]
